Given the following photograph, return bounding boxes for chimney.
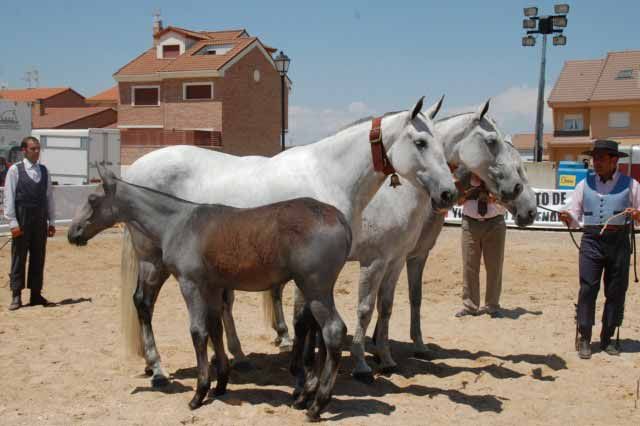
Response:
[153,11,163,46]
[37,99,45,116]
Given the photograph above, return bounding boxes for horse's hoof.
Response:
[213,385,227,397]
[279,343,293,353]
[305,410,321,423]
[292,395,309,410]
[231,359,254,371]
[352,371,375,384]
[144,366,153,377]
[151,375,169,388]
[188,399,202,410]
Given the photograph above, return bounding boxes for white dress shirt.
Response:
[3,158,56,229]
[462,175,506,219]
[564,170,640,228]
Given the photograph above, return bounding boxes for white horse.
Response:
[259,103,537,378]
[120,97,457,387]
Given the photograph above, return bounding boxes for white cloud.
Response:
[288,102,376,146]
[287,85,552,146]
[444,85,553,137]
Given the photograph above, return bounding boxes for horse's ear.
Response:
[97,164,116,191]
[474,98,490,122]
[425,95,445,120]
[410,96,425,121]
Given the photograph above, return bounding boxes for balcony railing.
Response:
[554,129,590,137]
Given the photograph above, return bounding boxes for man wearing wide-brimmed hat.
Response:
[560,139,640,359]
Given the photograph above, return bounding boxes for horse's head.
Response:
[386,96,456,210]
[451,101,524,202]
[68,165,119,246]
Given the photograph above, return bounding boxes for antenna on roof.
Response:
[32,68,40,88]
[152,8,163,45]
[22,71,33,89]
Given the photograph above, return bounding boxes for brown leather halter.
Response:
[369,117,401,187]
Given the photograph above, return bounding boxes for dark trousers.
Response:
[577,228,631,338]
[10,206,48,293]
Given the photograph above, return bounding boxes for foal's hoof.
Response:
[305,411,321,423]
[144,366,153,377]
[213,384,227,397]
[151,375,170,388]
[188,398,203,410]
[292,394,309,410]
[352,371,375,384]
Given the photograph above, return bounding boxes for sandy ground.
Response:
[1,227,640,425]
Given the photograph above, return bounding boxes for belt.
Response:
[463,214,503,222]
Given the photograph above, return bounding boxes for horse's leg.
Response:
[133,260,170,387]
[373,259,404,373]
[292,322,319,409]
[306,299,347,422]
[350,259,386,381]
[178,278,212,410]
[290,302,313,403]
[271,283,294,352]
[221,289,251,369]
[407,254,430,356]
[208,291,230,397]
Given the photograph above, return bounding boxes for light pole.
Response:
[522,4,569,162]
[274,51,291,152]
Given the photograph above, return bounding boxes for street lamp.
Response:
[274,51,291,152]
[522,4,570,162]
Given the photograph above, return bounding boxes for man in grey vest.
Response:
[4,136,56,311]
[560,139,640,359]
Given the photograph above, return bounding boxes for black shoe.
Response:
[30,294,52,306]
[578,338,591,359]
[602,342,620,356]
[8,292,21,311]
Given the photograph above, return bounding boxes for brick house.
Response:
[114,20,290,164]
[547,50,640,162]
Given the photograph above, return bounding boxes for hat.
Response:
[581,139,628,157]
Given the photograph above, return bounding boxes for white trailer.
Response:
[32,128,121,185]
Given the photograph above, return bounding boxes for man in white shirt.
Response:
[560,139,640,359]
[4,136,56,310]
[456,174,507,318]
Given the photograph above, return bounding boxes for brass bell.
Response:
[389,173,401,188]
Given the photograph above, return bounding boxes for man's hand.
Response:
[10,227,23,239]
[47,226,56,238]
[559,211,573,227]
[623,208,640,222]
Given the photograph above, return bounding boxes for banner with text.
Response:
[444,188,572,229]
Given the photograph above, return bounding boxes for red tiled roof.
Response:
[549,50,640,104]
[511,133,553,150]
[86,85,119,102]
[115,25,272,77]
[0,87,77,102]
[32,107,114,129]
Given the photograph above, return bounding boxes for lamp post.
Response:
[522,4,569,162]
[274,51,291,152]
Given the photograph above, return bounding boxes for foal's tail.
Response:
[121,227,144,358]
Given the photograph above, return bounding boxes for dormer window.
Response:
[163,44,180,59]
[616,69,634,79]
[195,44,234,56]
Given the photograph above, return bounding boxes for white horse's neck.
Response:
[306,112,405,225]
[435,113,475,165]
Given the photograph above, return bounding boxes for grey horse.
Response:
[68,166,351,421]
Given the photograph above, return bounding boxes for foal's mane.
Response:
[111,175,201,206]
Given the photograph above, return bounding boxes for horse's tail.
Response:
[262,290,276,330]
[121,227,144,358]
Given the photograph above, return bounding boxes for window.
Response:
[609,112,630,128]
[132,86,160,106]
[162,44,180,59]
[616,69,634,80]
[183,83,213,100]
[563,114,584,131]
[194,44,234,56]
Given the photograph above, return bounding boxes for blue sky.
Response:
[1,0,638,145]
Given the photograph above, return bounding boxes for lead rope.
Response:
[536,205,581,250]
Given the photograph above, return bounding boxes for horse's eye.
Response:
[414,140,427,149]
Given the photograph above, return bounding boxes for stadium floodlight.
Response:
[552,16,568,28]
[554,4,570,14]
[522,35,536,47]
[524,7,539,17]
[523,19,537,29]
[553,35,567,46]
